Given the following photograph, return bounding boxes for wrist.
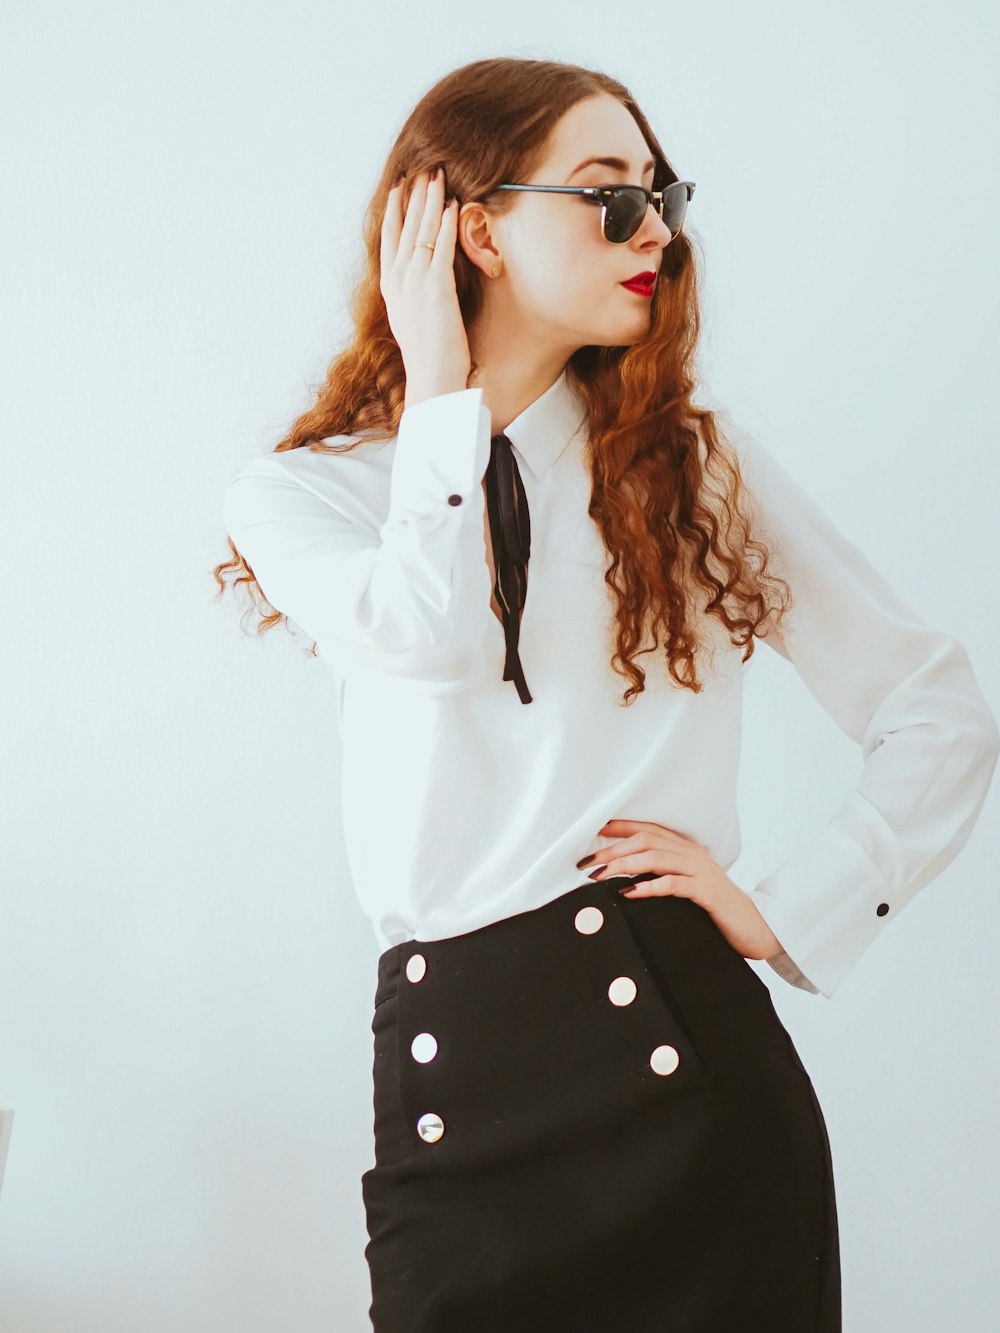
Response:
[762,926,784,959]
[404,380,470,411]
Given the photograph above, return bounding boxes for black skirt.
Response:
[361,877,841,1331]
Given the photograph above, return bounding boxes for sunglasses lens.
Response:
[662,182,689,237]
[604,188,649,243]
[605,185,689,243]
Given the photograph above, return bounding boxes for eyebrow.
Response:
[567,155,657,180]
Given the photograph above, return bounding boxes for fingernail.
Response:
[587,867,605,880]
[576,853,595,869]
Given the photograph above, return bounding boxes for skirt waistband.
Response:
[375,873,661,1009]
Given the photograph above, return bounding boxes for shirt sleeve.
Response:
[222,387,495,693]
[721,410,1000,999]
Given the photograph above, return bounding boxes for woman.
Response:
[214,57,999,1331]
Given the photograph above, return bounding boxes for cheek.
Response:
[523,223,609,294]
[513,201,610,295]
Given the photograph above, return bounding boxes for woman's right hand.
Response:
[380,166,472,407]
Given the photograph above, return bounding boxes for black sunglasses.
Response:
[493,179,696,244]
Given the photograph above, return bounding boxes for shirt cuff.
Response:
[384,387,492,529]
[746,825,890,999]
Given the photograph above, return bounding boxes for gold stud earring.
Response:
[491,259,503,277]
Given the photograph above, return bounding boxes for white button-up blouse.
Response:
[222,369,999,998]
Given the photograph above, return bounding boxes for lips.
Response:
[621,271,656,296]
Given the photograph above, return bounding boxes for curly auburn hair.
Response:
[212,55,793,706]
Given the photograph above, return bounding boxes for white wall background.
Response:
[2,1,998,1328]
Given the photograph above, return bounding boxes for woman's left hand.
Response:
[579,818,783,963]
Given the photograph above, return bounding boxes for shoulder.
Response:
[699,407,797,518]
[699,406,765,472]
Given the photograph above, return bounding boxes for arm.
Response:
[223,387,494,693]
[722,411,1000,998]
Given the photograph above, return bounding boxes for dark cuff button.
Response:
[447,493,463,505]
[876,902,890,916]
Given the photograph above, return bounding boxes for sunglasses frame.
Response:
[492,180,697,244]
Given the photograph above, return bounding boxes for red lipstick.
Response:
[620,271,656,297]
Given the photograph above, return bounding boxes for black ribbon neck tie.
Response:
[483,431,533,704]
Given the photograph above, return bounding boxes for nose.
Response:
[634,201,672,249]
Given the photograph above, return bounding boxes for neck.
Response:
[466,337,573,435]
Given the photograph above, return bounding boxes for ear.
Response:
[456,202,502,278]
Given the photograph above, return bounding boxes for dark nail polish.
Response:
[576,853,595,869]
[588,867,604,880]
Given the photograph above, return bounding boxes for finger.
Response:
[398,170,431,259]
[417,169,447,250]
[601,819,698,846]
[413,173,451,261]
[621,873,697,899]
[599,819,660,836]
[423,166,444,214]
[582,832,649,867]
[596,843,699,879]
[432,198,459,264]
[600,831,693,863]
[380,181,404,275]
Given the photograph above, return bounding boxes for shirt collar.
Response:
[499,367,589,481]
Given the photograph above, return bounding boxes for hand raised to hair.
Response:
[380,166,472,407]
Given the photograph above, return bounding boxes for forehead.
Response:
[541,95,655,177]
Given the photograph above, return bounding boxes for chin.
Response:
[588,320,649,349]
